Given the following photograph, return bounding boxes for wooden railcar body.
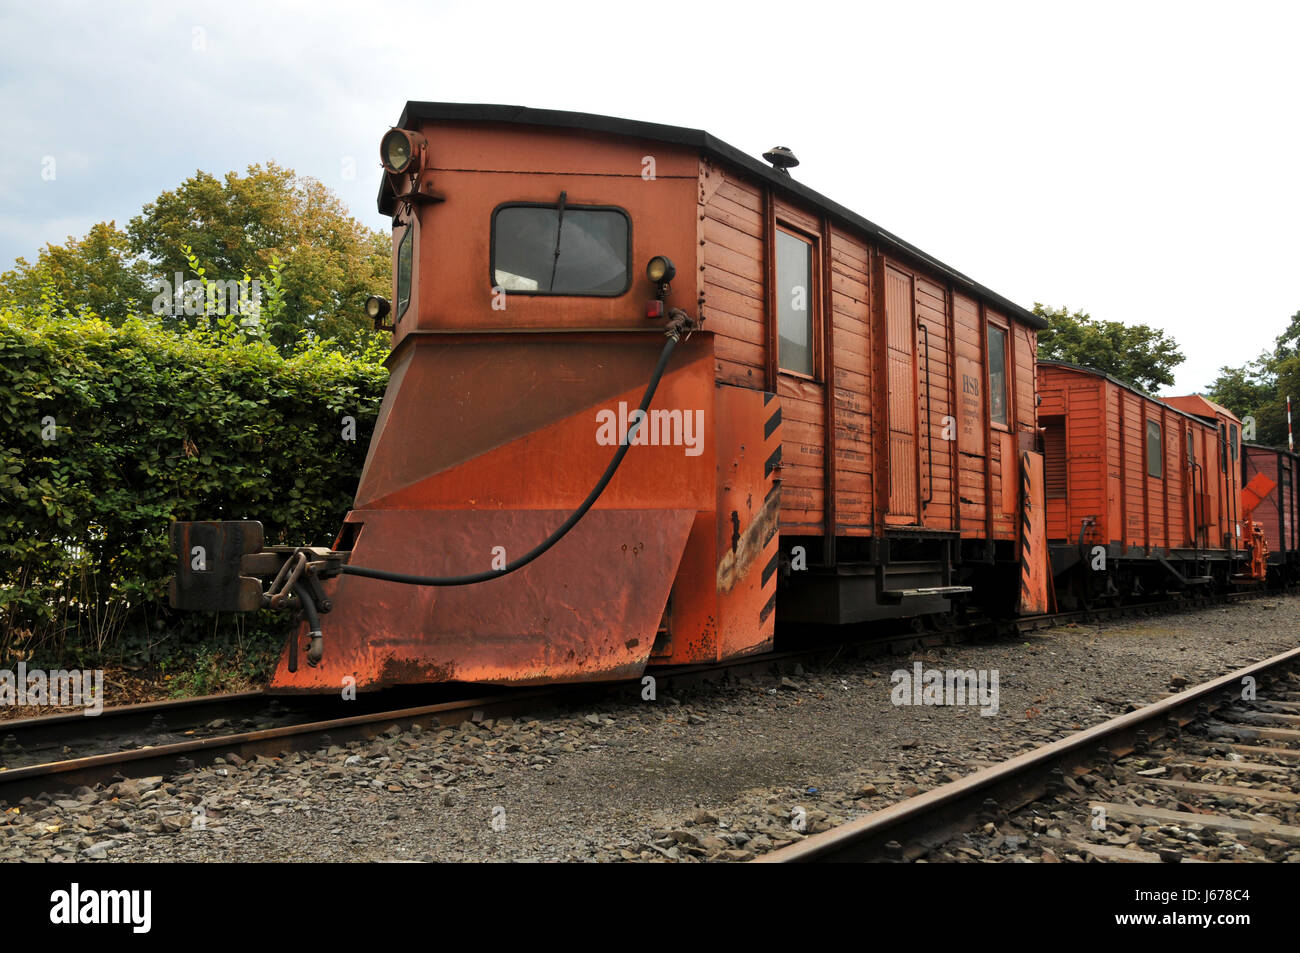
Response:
[695,152,1047,623]
[267,104,1048,691]
[1038,362,1247,597]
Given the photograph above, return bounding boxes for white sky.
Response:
[1,0,1296,394]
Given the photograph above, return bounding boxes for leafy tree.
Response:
[1206,309,1300,446]
[0,222,151,322]
[1274,309,1300,360]
[1,164,391,353]
[127,163,390,346]
[1034,304,1185,393]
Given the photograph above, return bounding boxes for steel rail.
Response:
[0,691,264,750]
[0,624,983,804]
[755,644,1300,862]
[2,589,1289,804]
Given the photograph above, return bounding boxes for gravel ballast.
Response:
[3,597,1298,862]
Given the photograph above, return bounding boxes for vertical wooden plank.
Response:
[1117,386,1127,554]
[1141,399,1150,554]
[911,279,924,519]
[820,216,836,564]
[871,245,889,534]
[1164,403,1175,546]
[885,265,918,524]
[827,229,872,537]
[979,302,993,546]
[946,283,961,534]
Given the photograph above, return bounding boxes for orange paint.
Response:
[248,103,1052,686]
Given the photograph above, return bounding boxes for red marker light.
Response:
[646,300,664,319]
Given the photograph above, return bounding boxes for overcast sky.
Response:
[1,0,1296,394]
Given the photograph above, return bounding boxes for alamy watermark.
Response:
[890,662,999,716]
[0,664,104,716]
[595,402,704,457]
[49,883,150,933]
[150,272,262,319]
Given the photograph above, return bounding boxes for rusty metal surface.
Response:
[356,333,715,511]
[646,385,780,668]
[264,330,721,691]
[168,521,265,612]
[268,507,695,691]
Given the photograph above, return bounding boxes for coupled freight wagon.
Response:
[169,103,1050,691]
[1037,361,1267,606]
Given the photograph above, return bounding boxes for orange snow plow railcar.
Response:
[168,103,1049,692]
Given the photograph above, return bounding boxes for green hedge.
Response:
[0,308,388,663]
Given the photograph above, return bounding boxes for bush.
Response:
[0,305,388,664]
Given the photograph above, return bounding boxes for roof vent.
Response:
[762,146,799,175]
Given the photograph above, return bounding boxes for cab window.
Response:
[491,200,630,296]
[395,224,413,321]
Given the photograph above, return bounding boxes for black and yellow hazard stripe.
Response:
[760,391,781,626]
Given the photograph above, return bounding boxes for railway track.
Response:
[0,587,1283,810]
[3,691,312,770]
[757,643,1300,862]
[0,633,957,804]
[0,683,509,771]
[0,688,551,804]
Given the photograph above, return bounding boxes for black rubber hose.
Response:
[294,581,325,666]
[338,334,679,587]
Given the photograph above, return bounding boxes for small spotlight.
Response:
[380,129,425,175]
[646,255,676,284]
[365,295,391,327]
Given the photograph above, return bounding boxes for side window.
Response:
[1146,420,1162,478]
[987,324,1009,427]
[491,201,630,296]
[776,229,814,377]
[1230,423,1239,461]
[395,224,413,322]
[1219,424,1227,472]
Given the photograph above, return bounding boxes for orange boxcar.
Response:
[1038,362,1254,606]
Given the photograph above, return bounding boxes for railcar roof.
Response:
[380,102,1047,330]
[1038,360,1217,428]
[1244,441,1299,458]
[1163,393,1236,421]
